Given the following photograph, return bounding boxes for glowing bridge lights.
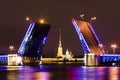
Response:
[100,55,120,63]
[18,22,35,55]
[72,19,90,53]
[43,37,47,44]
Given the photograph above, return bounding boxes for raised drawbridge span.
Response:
[72,17,120,66]
[72,18,104,54]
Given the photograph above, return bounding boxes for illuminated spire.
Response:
[59,28,62,47]
[56,28,63,58]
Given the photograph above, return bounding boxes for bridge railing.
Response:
[99,54,120,63]
[0,55,8,62]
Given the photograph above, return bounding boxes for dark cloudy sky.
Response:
[0,0,120,56]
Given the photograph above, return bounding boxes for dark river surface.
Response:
[0,63,120,80]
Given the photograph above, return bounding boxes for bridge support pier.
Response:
[8,54,23,66]
[84,54,99,66]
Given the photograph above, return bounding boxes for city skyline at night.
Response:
[0,0,120,56]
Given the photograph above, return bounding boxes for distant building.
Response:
[18,20,51,64]
[56,29,63,58]
[56,28,74,59]
[65,49,73,59]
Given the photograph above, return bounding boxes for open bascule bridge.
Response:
[72,17,120,66]
[0,16,120,66]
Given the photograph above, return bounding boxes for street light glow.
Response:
[80,14,84,20]
[111,44,117,48]
[9,45,14,50]
[9,45,15,54]
[89,16,96,23]
[91,17,96,21]
[111,43,117,54]
[25,17,30,21]
[39,19,45,24]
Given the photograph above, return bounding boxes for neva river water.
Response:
[0,63,120,80]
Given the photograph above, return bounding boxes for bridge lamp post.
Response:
[111,44,117,54]
[9,45,14,54]
[89,17,97,23]
[80,14,84,20]
[91,17,96,21]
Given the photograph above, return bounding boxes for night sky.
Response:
[0,0,120,56]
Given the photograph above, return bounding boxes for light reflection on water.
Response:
[109,67,119,80]
[0,64,120,80]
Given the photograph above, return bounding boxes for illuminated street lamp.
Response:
[111,44,117,54]
[39,18,46,24]
[40,19,45,24]
[9,45,14,54]
[89,16,96,23]
[80,14,84,20]
[25,17,30,21]
[91,17,96,21]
